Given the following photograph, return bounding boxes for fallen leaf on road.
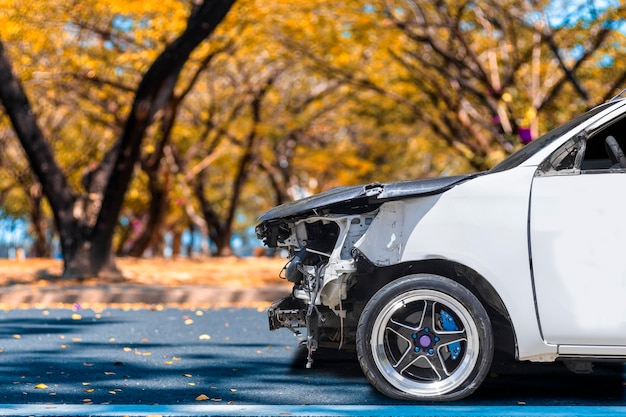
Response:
[198,334,211,340]
[34,383,48,389]
[83,389,94,393]
[183,373,192,378]
[184,319,194,325]
[196,394,209,401]
[12,334,20,339]
[71,314,82,320]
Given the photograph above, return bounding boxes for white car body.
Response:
[256,98,626,400]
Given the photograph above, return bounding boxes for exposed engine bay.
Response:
[258,212,378,368]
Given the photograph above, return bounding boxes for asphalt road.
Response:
[0,307,625,416]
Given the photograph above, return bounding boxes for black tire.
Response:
[356,274,493,401]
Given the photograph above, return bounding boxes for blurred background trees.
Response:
[0,0,625,275]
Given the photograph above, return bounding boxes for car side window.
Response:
[538,116,626,175]
[580,121,626,172]
[536,138,582,175]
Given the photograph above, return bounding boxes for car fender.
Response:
[355,166,557,361]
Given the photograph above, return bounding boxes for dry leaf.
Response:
[183,373,192,378]
[84,389,94,393]
[71,314,82,320]
[12,334,20,339]
[34,383,48,389]
[198,334,211,340]
[195,394,209,401]
[184,319,194,325]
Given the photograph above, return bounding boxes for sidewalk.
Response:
[0,282,290,309]
[0,257,291,309]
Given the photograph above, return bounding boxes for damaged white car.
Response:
[256,96,626,401]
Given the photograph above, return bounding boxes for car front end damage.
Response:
[256,174,477,368]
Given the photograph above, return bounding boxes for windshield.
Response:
[489,103,613,173]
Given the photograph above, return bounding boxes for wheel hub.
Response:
[411,328,440,354]
[418,334,431,347]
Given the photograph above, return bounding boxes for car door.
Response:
[529,119,626,349]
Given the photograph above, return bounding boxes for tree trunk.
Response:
[126,171,170,257]
[0,0,235,278]
[89,0,236,272]
[28,183,51,258]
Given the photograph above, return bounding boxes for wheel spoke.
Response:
[418,300,436,330]
[392,345,420,374]
[386,318,418,342]
[428,350,450,379]
[434,330,466,346]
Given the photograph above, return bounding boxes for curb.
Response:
[0,284,291,308]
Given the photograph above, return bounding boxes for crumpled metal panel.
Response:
[258,173,481,222]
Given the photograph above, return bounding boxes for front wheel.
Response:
[356,274,493,401]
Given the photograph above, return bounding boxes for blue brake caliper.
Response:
[440,310,462,360]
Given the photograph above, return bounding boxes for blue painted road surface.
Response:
[0,307,624,416]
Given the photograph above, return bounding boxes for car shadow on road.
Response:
[289,346,626,405]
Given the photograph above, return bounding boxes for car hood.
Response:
[258,172,481,222]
